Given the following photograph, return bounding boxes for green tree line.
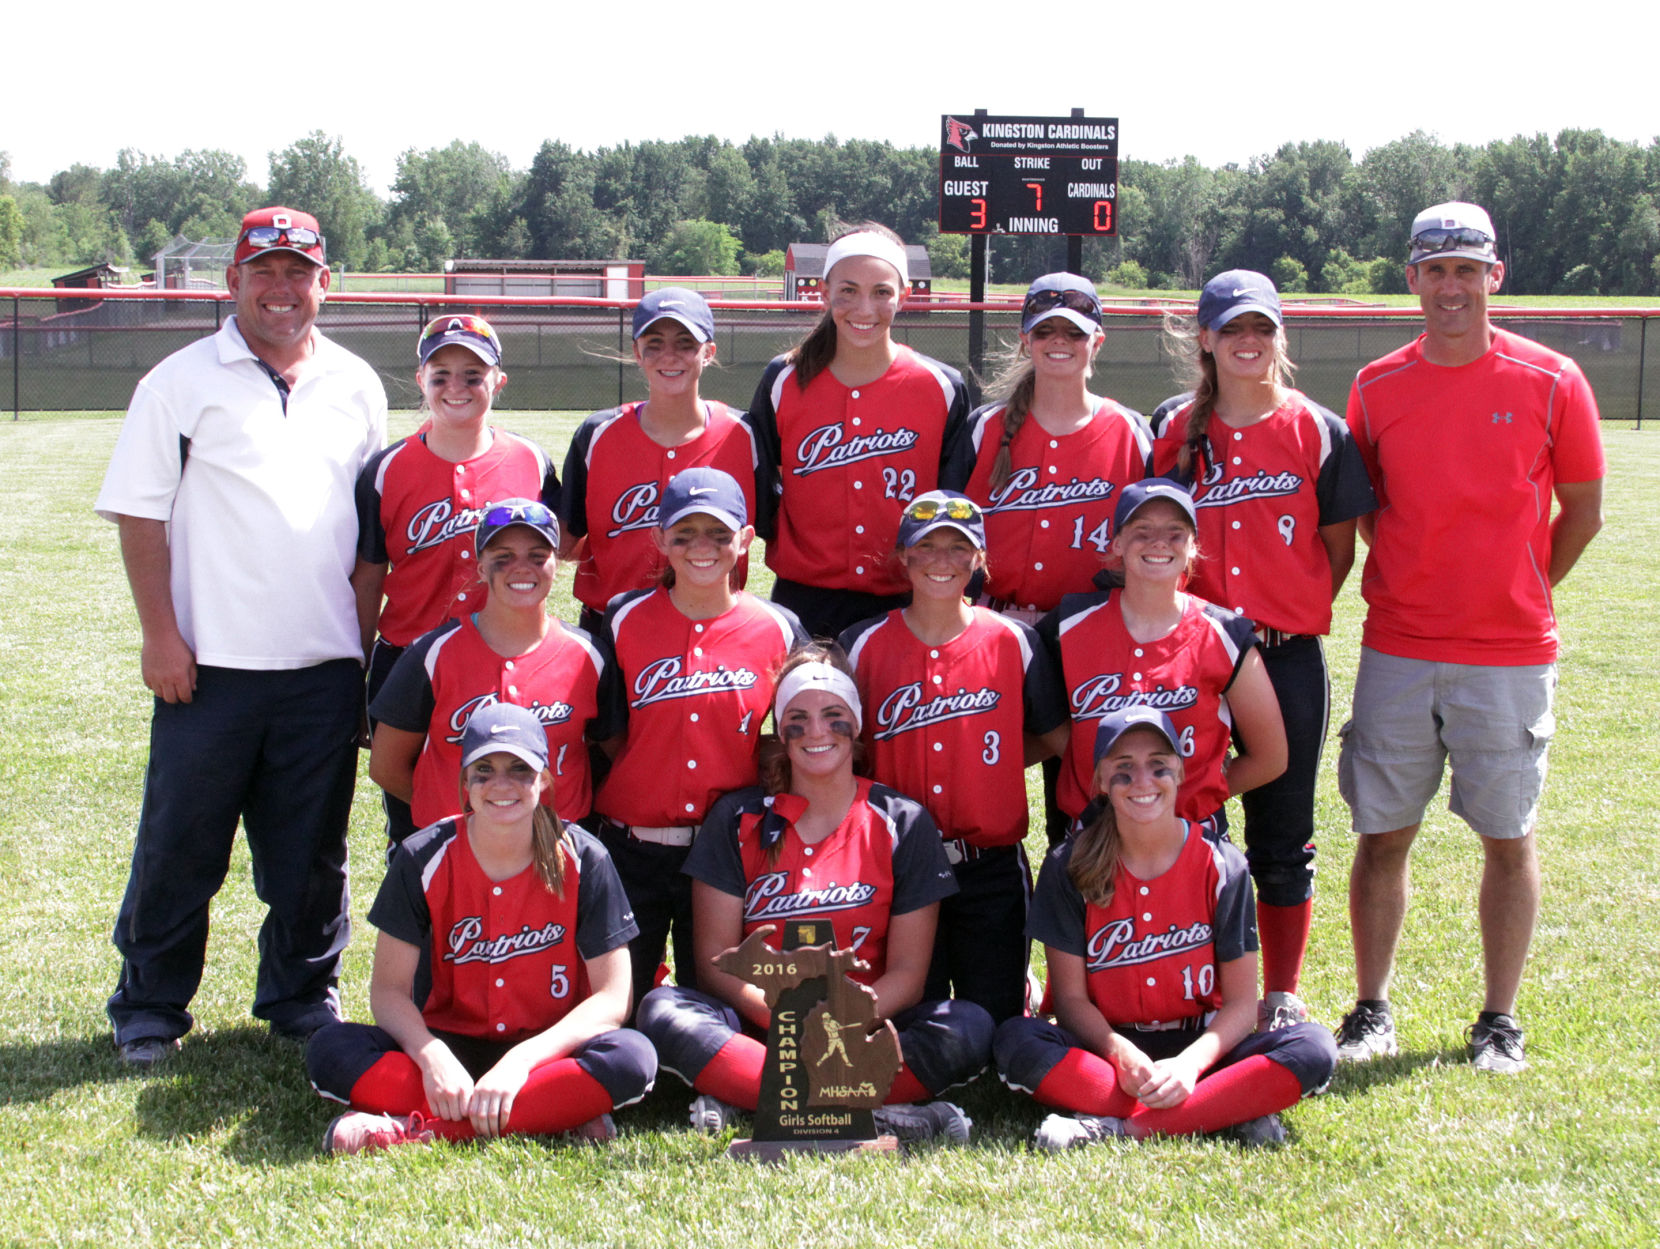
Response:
[3,128,1658,295]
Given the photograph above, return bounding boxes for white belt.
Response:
[629,825,697,848]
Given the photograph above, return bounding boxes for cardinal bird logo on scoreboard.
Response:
[945,117,979,153]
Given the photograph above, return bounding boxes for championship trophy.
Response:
[714,920,903,1158]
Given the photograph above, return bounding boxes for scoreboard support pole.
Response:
[1066,107,1085,278]
[968,109,988,406]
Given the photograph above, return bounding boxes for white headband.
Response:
[773,662,863,733]
[823,232,908,288]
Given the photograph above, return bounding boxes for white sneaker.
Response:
[1258,990,1312,1032]
[1033,1112,1129,1150]
[872,1100,972,1144]
[1333,1001,1398,1062]
[688,1094,741,1134]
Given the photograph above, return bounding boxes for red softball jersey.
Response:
[356,429,558,646]
[943,398,1152,612]
[369,817,638,1043]
[1347,329,1604,665]
[1150,390,1375,637]
[839,607,1067,847]
[1028,821,1256,1028]
[369,616,605,828]
[593,589,806,829]
[747,347,969,596]
[559,401,759,615]
[1038,591,1258,823]
[685,780,958,986]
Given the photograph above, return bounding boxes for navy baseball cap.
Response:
[1113,477,1198,531]
[474,498,560,557]
[1198,270,1282,331]
[659,467,748,530]
[898,490,986,549]
[1021,272,1103,335]
[418,314,502,367]
[1409,202,1498,265]
[632,287,716,343]
[1094,705,1182,762]
[460,702,549,771]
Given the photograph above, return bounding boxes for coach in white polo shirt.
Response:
[97,206,387,1066]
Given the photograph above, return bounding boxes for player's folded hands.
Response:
[1136,1055,1199,1109]
[416,1044,476,1121]
[469,1057,531,1138]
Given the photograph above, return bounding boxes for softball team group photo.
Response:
[95,199,1604,1159]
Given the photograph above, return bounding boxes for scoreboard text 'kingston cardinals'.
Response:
[938,114,1119,238]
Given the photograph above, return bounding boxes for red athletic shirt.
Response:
[839,607,1067,847]
[943,398,1152,612]
[1347,329,1604,664]
[748,347,968,595]
[1038,592,1257,823]
[594,589,806,829]
[356,430,558,646]
[370,616,605,828]
[685,780,957,987]
[1028,821,1256,1028]
[1151,391,1375,636]
[559,401,759,614]
[369,817,637,1043]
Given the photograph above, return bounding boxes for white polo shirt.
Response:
[96,316,387,670]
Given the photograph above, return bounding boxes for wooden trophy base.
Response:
[726,1135,900,1161]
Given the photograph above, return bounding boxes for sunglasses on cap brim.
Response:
[1410,227,1494,257]
[482,502,555,529]
[1023,288,1102,321]
[904,497,981,523]
[241,226,322,250]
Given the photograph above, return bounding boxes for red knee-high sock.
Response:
[884,1064,929,1105]
[1032,1048,1138,1118]
[1126,1055,1302,1138]
[1257,901,1312,995]
[347,1052,428,1115]
[693,1034,765,1110]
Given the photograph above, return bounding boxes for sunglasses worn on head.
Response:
[1410,227,1494,256]
[483,502,555,529]
[422,314,499,344]
[1023,287,1102,321]
[905,496,981,523]
[242,226,322,250]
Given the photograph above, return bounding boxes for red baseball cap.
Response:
[234,207,327,266]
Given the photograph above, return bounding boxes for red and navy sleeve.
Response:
[1307,397,1377,525]
[685,788,765,899]
[367,622,455,731]
[1209,837,1258,963]
[1026,840,1087,956]
[743,357,790,541]
[874,786,958,914]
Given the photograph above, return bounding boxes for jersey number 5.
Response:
[550,964,571,999]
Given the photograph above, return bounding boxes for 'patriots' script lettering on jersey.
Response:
[444,916,569,964]
[986,466,1117,513]
[445,693,576,743]
[793,424,921,477]
[606,482,662,539]
[1070,675,1199,721]
[1086,916,1213,970]
[632,656,759,707]
[1194,466,1305,508]
[405,498,490,555]
[743,871,879,921]
[873,683,1002,741]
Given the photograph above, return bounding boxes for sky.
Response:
[9,0,1659,197]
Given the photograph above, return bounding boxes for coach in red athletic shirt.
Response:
[1333,202,1605,1075]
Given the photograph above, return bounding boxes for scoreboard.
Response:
[938,114,1119,237]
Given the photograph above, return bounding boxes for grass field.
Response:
[0,413,1656,1248]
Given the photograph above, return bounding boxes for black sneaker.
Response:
[1467,1013,1526,1074]
[116,1036,180,1068]
[872,1101,972,1144]
[1333,1001,1397,1062]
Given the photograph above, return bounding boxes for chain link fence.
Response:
[3,291,1655,424]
